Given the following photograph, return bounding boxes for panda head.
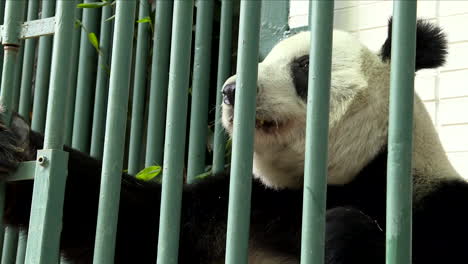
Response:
[221,19,452,190]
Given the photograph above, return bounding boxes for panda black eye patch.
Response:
[291,55,309,100]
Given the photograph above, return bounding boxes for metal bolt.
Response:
[37,156,47,166]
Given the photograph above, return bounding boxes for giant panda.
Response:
[222,17,468,263]
[0,18,466,264]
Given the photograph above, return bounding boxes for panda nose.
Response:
[222,82,236,106]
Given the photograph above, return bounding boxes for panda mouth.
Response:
[255,118,281,131]
[226,109,289,134]
[227,117,286,133]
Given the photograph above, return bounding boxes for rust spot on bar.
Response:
[3,44,20,52]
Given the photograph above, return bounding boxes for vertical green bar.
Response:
[186,0,214,183]
[127,0,150,175]
[145,0,173,167]
[11,47,23,111]
[0,0,25,105]
[11,1,25,113]
[212,0,233,174]
[64,1,83,146]
[30,0,55,133]
[14,231,26,264]
[1,227,18,264]
[18,0,39,123]
[156,2,193,263]
[300,1,334,264]
[72,0,100,153]
[0,0,5,83]
[11,3,27,113]
[24,0,75,262]
[224,2,261,264]
[90,5,112,158]
[386,2,417,264]
[0,0,25,257]
[92,2,136,263]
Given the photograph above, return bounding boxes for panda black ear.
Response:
[380,17,448,71]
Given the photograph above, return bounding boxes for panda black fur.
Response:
[0,18,467,264]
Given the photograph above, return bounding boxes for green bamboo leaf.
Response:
[87,32,101,54]
[135,166,162,182]
[136,16,154,32]
[136,16,152,24]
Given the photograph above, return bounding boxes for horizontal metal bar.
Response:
[20,17,55,39]
[5,161,36,181]
[0,17,56,42]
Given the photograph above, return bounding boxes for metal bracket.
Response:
[25,148,69,263]
[21,17,56,39]
[5,161,36,181]
[0,17,56,42]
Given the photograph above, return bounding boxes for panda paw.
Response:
[0,112,32,179]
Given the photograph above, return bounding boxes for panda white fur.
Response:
[222,20,457,197]
[0,19,466,264]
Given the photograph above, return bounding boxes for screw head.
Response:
[37,156,47,166]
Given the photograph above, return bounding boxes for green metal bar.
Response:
[11,1,25,113]
[64,2,82,146]
[145,0,173,168]
[92,2,136,262]
[1,227,18,264]
[156,2,193,263]
[0,1,26,257]
[224,2,261,263]
[11,44,23,112]
[11,5,26,112]
[18,0,39,122]
[259,0,289,60]
[386,2,417,264]
[0,0,24,44]
[0,0,25,118]
[14,230,26,264]
[19,17,55,39]
[0,0,5,83]
[25,150,69,263]
[300,1,334,264]
[212,0,233,174]
[72,0,100,153]
[128,0,151,175]
[30,0,55,133]
[5,161,35,182]
[90,4,112,159]
[0,184,4,258]
[186,0,214,183]
[24,1,76,262]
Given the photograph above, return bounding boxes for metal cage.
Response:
[0,0,416,263]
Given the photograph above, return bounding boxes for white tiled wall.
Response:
[289,0,468,177]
